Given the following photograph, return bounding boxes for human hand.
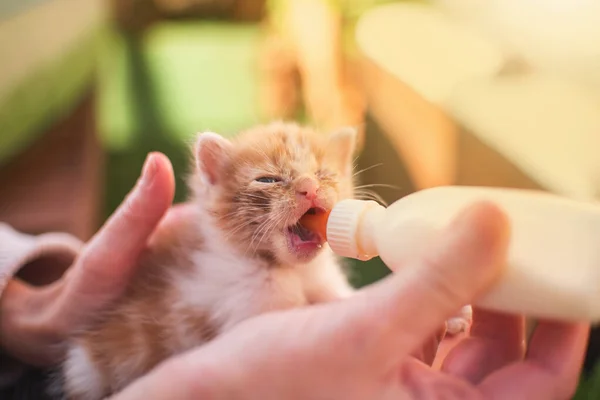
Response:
[113,201,588,400]
[0,153,175,366]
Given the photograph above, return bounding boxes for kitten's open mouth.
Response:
[286,207,327,256]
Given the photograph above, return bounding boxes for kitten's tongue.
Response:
[299,211,330,241]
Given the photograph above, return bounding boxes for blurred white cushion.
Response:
[355,2,505,105]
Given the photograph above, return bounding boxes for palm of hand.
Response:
[177,304,586,400]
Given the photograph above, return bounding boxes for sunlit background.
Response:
[2,0,600,394]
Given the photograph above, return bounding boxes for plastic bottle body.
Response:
[329,186,600,323]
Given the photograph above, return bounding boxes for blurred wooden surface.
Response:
[0,91,104,241]
[456,125,543,191]
[357,54,458,190]
[357,51,542,192]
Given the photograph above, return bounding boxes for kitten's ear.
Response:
[194,132,233,185]
[326,127,358,175]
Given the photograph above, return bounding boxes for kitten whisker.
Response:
[242,194,271,203]
[353,189,388,206]
[253,214,283,253]
[247,213,281,255]
[352,163,383,178]
[354,183,400,191]
[223,215,264,240]
[242,192,270,198]
[247,221,276,257]
[224,216,261,235]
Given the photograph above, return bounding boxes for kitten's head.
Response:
[190,122,357,265]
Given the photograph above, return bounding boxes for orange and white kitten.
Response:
[57,122,471,400]
[58,122,359,400]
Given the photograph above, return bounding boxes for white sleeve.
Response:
[0,223,83,388]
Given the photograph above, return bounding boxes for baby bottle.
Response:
[302,186,600,323]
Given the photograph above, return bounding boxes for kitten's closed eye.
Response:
[255,177,282,183]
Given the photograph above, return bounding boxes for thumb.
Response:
[57,152,175,323]
[345,201,510,367]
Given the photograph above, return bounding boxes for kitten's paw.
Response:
[446,317,470,335]
[446,305,472,336]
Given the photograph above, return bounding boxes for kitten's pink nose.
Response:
[296,176,318,200]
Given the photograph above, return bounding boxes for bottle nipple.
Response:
[299,210,331,241]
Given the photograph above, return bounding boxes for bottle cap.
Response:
[327,199,380,259]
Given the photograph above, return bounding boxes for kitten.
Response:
[58,122,359,400]
[57,122,471,400]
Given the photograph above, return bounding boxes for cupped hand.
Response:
[114,201,588,400]
[0,153,175,366]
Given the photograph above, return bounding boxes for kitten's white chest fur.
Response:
[174,242,349,335]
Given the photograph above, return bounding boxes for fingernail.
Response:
[140,153,157,186]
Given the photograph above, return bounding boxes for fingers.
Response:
[399,359,480,400]
[345,201,511,367]
[431,330,468,370]
[526,321,590,395]
[479,321,589,400]
[411,325,446,366]
[441,308,525,383]
[58,153,175,322]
